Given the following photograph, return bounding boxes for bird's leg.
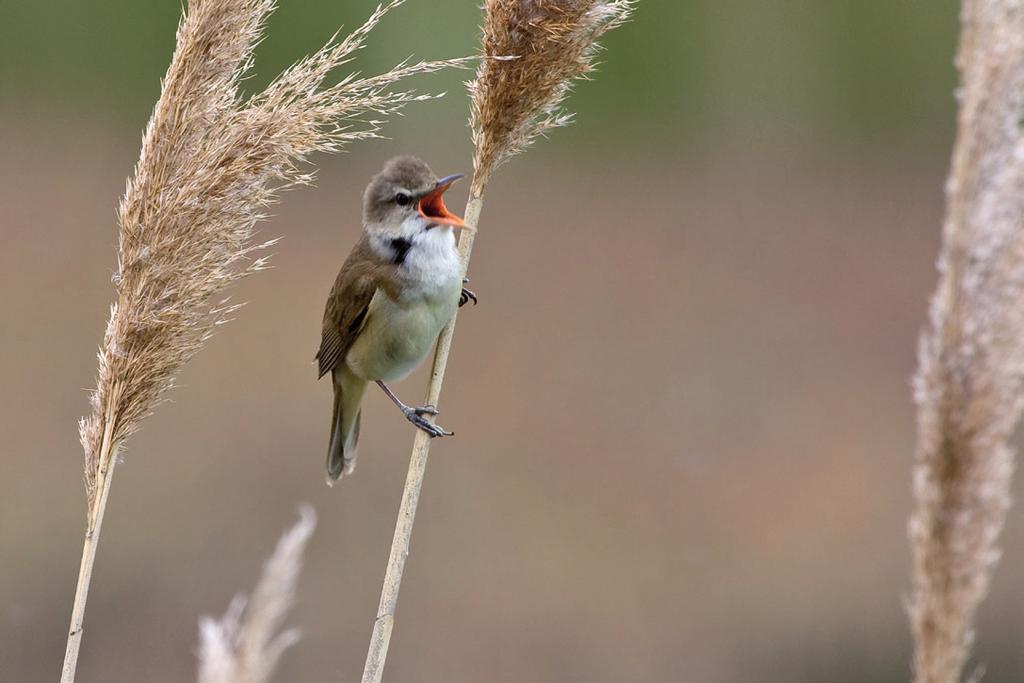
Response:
[376,381,454,437]
[459,277,477,307]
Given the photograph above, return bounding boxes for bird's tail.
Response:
[326,369,366,485]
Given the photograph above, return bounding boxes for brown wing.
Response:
[315,237,385,379]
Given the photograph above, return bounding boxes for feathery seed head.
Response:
[468,0,634,193]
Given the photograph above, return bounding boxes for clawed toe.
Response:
[408,413,453,437]
[403,407,453,437]
[378,381,454,438]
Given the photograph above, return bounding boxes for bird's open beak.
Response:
[418,173,469,229]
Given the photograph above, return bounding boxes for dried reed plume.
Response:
[360,2,633,682]
[908,2,1024,681]
[63,1,464,680]
[198,506,316,683]
[469,0,635,193]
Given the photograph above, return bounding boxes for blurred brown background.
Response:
[4,1,1024,681]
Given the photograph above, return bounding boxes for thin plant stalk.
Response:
[361,2,633,680]
[61,402,119,683]
[360,193,484,683]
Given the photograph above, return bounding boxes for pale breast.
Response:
[345,285,459,382]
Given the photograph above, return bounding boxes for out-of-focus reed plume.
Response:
[63,1,463,680]
[198,506,316,683]
[909,2,1024,682]
[360,3,633,683]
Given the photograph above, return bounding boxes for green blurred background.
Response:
[6,1,1024,682]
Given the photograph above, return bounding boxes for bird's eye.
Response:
[395,192,411,206]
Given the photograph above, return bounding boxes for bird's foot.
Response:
[402,405,453,437]
[459,287,477,307]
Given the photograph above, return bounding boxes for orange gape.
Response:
[418,173,468,228]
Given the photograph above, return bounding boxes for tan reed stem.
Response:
[360,191,484,683]
[360,3,632,678]
[61,461,114,682]
[62,382,121,683]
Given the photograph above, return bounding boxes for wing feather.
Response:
[315,237,382,379]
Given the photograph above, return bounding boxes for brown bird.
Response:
[316,156,476,484]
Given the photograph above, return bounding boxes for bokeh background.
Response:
[3,1,1023,681]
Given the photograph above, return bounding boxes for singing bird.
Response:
[316,156,476,484]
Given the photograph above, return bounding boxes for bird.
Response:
[315,156,476,484]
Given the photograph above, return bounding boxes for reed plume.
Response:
[908,2,1024,681]
[198,506,316,683]
[63,1,464,680]
[469,0,634,193]
[360,2,634,682]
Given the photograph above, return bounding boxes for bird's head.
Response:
[363,156,467,238]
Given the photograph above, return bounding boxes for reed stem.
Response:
[360,190,485,683]
[60,467,110,683]
[62,384,121,683]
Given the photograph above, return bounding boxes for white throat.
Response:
[368,215,461,302]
